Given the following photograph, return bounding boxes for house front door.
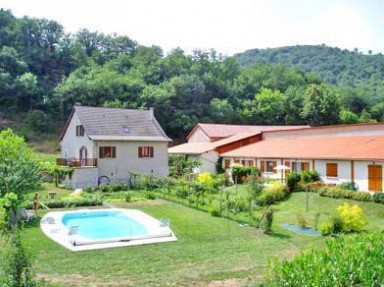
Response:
[368,165,382,192]
[79,147,87,166]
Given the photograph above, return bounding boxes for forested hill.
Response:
[1,9,383,147]
[235,45,384,102]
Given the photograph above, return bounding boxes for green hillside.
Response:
[235,45,384,105]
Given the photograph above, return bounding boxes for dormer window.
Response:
[76,125,84,137]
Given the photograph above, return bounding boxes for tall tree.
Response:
[301,84,341,126]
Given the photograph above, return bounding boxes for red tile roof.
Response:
[221,136,384,161]
[169,132,261,154]
[187,123,308,140]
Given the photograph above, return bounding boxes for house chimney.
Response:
[149,107,154,120]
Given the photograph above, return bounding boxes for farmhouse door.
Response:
[368,165,382,192]
[79,147,87,166]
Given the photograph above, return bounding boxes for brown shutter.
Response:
[284,161,291,176]
[260,160,265,172]
[111,147,116,158]
[242,160,246,166]
[224,159,231,169]
[150,147,154,158]
[248,160,254,166]
[326,163,338,177]
[272,161,277,173]
[302,162,309,171]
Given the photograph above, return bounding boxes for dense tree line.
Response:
[0,9,382,142]
[235,45,384,118]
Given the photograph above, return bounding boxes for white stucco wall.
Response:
[60,112,95,159]
[64,167,99,188]
[188,127,211,143]
[95,140,169,182]
[315,160,351,185]
[193,151,219,174]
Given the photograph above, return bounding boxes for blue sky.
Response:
[1,0,383,55]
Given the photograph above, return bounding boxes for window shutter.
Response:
[150,147,154,158]
[284,161,290,176]
[326,163,338,177]
[302,162,309,171]
[272,161,277,173]
[248,160,254,166]
[224,159,231,169]
[111,147,116,158]
[260,161,265,172]
[138,147,142,157]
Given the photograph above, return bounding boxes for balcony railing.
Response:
[56,158,97,167]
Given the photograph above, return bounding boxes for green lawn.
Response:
[22,192,384,286]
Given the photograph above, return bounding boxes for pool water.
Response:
[62,210,148,239]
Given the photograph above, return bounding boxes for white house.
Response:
[58,106,171,188]
[221,129,384,193]
[169,123,308,173]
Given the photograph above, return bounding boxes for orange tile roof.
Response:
[187,123,308,140]
[169,132,261,154]
[221,136,384,161]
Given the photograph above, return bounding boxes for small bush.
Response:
[125,193,131,202]
[197,172,214,188]
[231,165,259,183]
[286,172,300,191]
[257,181,287,206]
[110,182,125,192]
[99,183,110,193]
[300,170,320,183]
[319,220,334,236]
[296,213,307,228]
[313,213,321,230]
[337,202,367,233]
[144,191,156,200]
[265,231,384,286]
[259,206,274,233]
[339,181,358,191]
[373,193,384,204]
[351,191,372,202]
[209,206,220,217]
[317,185,372,203]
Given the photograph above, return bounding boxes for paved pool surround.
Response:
[40,208,177,252]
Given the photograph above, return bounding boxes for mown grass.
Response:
[22,191,384,286]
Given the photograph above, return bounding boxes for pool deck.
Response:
[40,208,178,252]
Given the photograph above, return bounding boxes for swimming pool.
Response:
[41,208,177,251]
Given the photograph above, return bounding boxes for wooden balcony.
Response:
[56,158,97,167]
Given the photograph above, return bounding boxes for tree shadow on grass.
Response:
[267,231,291,239]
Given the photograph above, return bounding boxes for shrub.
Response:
[286,172,300,191]
[99,183,110,193]
[313,213,321,230]
[209,206,220,217]
[317,185,372,202]
[296,213,307,228]
[373,193,384,204]
[318,216,343,236]
[110,182,125,192]
[144,191,156,200]
[259,206,274,233]
[257,181,287,206]
[337,202,367,233]
[197,172,214,188]
[231,165,259,183]
[339,181,358,191]
[300,169,320,183]
[319,220,334,236]
[351,191,372,202]
[265,230,384,286]
[124,193,131,202]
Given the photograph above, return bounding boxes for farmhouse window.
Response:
[99,146,116,158]
[326,163,338,177]
[76,125,84,136]
[266,161,277,173]
[138,146,154,158]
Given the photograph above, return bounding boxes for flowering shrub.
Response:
[257,181,287,206]
[197,172,214,188]
[337,202,367,233]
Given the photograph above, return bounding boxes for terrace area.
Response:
[56,158,97,167]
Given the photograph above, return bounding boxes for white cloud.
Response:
[1,0,383,55]
[306,3,379,53]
